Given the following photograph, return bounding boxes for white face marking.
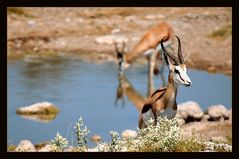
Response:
[172,65,191,86]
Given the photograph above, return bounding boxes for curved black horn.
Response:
[114,41,126,54]
[160,36,179,65]
[175,35,184,64]
[121,41,126,53]
[114,42,120,53]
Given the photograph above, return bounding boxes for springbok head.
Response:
[114,42,129,73]
[160,35,191,87]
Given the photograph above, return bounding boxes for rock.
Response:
[16,101,59,115]
[90,134,102,143]
[27,20,36,27]
[87,147,98,152]
[176,101,203,123]
[63,146,78,152]
[121,129,137,139]
[201,114,210,122]
[15,140,37,152]
[145,14,165,20]
[95,35,128,45]
[111,28,121,34]
[38,144,53,152]
[205,104,230,121]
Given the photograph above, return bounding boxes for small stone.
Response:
[121,129,137,139]
[37,144,53,152]
[95,35,128,45]
[111,28,121,34]
[87,147,98,152]
[145,14,165,20]
[27,20,36,27]
[64,146,78,152]
[90,134,102,143]
[205,104,230,121]
[15,140,37,152]
[177,101,203,122]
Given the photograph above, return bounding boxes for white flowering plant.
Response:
[51,132,69,152]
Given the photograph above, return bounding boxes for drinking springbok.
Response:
[114,22,174,95]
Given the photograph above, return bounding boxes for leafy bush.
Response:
[74,117,90,151]
[97,116,183,152]
[51,132,69,152]
[48,116,231,152]
[132,116,182,152]
[174,138,206,152]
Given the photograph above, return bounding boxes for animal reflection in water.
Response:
[114,69,166,113]
[114,35,191,129]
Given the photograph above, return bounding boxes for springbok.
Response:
[138,35,191,129]
[114,22,174,95]
[114,22,174,96]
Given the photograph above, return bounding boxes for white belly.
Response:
[142,109,154,123]
[141,107,177,128]
[156,108,177,119]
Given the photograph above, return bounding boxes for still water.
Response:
[7,56,232,147]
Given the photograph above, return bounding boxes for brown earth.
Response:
[181,120,232,144]
[7,7,232,75]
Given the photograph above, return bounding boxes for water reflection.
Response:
[17,114,58,123]
[115,68,166,112]
[115,73,145,112]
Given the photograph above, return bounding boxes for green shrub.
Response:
[97,116,183,152]
[51,132,69,152]
[208,23,232,39]
[7,7,34,18]
[174,138,206,152]
[135,117,182,152]
[74,117,90,151]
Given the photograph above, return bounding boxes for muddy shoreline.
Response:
[7,7,232,75]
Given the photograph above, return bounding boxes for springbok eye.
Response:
[174,69,180,74]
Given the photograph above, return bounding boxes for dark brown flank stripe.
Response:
[151,87,167,97]
[153,91,166,104]
[141,104,152,113]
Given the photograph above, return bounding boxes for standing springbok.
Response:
[138,35,191,129]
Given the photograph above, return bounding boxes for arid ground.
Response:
[7,7,232,75]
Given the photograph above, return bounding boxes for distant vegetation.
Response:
[7,7,34,18]
[208,23,232,39]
